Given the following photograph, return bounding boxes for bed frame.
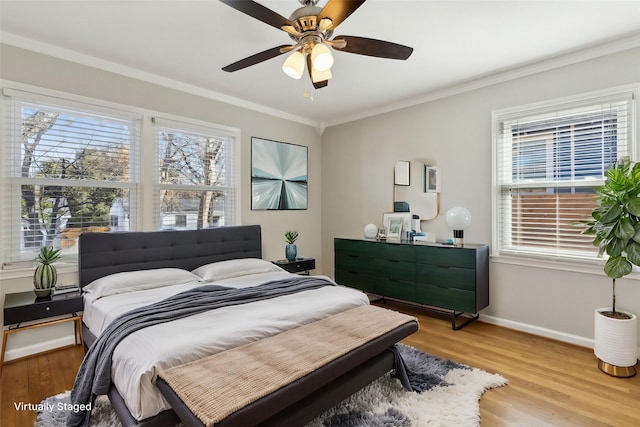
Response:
[78,225,417,427]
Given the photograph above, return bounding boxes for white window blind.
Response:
[494,91,634,260]
[2,89,140,261]
[152,117,237,230]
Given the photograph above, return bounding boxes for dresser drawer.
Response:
[336,253,374,272]
[416,264,476,291]
[376,277,416,301]
[415,245,476,268]
[335,269,415,301]
[370,259,415,282]
[338,257,415,282]
[335,239,413,261]
[415,284,476,313]
[335,269,377,293]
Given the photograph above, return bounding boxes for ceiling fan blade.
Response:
[219,0,292,31]
[332,35,413,60]
[222,45,291,72]
[318,0,366,29]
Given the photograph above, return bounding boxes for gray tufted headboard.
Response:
[78,225,262,288]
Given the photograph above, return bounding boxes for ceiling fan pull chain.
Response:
[303,77,314,101]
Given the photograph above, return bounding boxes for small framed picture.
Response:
[383,213,412,240]
[424,165,440,193]
[376,227,387,240]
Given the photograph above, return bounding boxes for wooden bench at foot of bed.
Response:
[156,305,419,427]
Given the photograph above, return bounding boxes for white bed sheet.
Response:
[82,271,369,421]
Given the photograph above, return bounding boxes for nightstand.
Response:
[273,258,316,275]
[1,290,84,375]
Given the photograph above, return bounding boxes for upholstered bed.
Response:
[75,225,418,427]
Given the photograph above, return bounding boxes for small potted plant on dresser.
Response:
[33,246,62,297]
[284,231,299,261]
[583,157,638,377]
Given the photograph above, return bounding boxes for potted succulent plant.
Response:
[582,157,638,377]
[33,246,61,297]
[284,231,299,261]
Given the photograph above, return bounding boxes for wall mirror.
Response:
[394,160,439,221]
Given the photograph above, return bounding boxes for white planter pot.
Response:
[594,308,637,369]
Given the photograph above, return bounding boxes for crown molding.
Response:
[0,32,318,128]
[324,32,640,127]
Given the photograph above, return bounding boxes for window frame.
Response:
[492,84,639,269]
[151,114,240,231]
[0,82,241,268]
[2,87,142,263]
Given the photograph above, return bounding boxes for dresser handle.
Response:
[46,306,50,311]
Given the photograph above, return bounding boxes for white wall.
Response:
[0,44,322,360]
[321,47,640,350]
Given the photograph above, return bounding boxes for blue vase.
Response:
[285,244,297,261]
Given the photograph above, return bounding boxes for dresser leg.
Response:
[451,311,480,330]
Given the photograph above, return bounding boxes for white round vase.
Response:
[364,224,378,239]
[594,308,637,375]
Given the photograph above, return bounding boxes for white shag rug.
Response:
[35,344,507,427]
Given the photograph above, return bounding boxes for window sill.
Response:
[0,262,78,281]
[490,254,640,281]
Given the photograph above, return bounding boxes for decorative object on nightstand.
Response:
[445,207,472,247]
[2,290,84,375]
[284,230,299,261]
[33,246,61,297]
[582,157,639,377]
[273,258,316,275]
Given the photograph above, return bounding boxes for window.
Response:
[1,86,240,265]
[493,88,636,261]
[2,89,140,261]
[153,117,236,230]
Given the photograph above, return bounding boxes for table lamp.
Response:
[445,207,472,247]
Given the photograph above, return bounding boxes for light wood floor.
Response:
[2,301,639,426]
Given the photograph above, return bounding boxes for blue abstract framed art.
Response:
[251,137,308,210]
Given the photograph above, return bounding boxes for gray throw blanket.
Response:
[67,276,335,427]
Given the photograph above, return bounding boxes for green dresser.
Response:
[334,238,489,329]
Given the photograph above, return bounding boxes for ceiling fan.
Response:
[220,0,414,89]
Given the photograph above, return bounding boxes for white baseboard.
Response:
[3,335,78,362]
[480,314,595,348]
[480,314,640,359]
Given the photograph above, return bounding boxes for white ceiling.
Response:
[1,0,640,127]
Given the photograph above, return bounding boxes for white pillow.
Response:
[192,258,284,282]
[84,268,202,299]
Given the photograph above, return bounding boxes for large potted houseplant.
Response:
[33,246,61,297]
[583,157,638,377]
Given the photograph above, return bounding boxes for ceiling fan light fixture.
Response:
[311,66,332,83]
[282,50,305,79]
[311,42,333,71]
